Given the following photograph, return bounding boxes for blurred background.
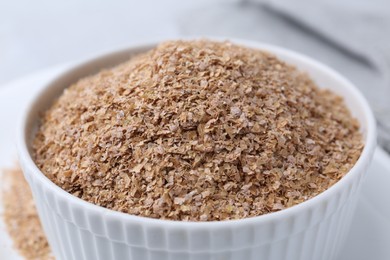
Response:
[1,0,389,151]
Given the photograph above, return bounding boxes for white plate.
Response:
[0,66,389,260]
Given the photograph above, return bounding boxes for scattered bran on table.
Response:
[33,40,363,221]
[2,165,53,260]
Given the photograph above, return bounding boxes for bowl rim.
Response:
[16,37,377,228]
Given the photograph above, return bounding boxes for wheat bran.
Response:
[33,40,363,221]
[2,165,53,259]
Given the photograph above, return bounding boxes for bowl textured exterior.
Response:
[17,39,376,260]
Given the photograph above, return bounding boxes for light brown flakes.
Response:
[2,165,53,260]
[33,40,363,221]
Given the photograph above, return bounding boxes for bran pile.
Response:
[33,40,363,221]
[2,166,53,259]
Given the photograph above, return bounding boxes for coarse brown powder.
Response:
[2,165,53,259]
[33,40,363,221]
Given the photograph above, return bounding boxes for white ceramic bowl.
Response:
[17,39,376,260]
